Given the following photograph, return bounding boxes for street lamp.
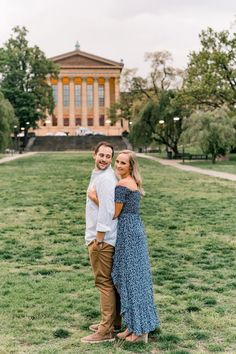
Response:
[173,117,180,122]
[24,122,30,150]
[105,119,111,136]
[173,117,180,159]
[13,125,18,152]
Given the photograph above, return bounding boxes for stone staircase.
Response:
[27,136,128,152]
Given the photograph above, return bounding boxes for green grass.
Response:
[184,154,236,174]
[0,153,235,353]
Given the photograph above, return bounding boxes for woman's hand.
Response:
[87,188,99,205]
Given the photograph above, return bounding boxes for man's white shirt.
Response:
[85,165,118,247]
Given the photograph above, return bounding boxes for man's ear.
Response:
[93,153,96,160]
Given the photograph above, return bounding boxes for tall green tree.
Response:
[182,108,236,163]
[0,91,16,151]
[0,26,59,133]
[183,26,236,110]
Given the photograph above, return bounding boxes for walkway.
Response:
[137,153,236,182]
[0,152,38,165]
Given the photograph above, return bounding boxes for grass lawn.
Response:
[0,153,235,354]
[183,154,236,175]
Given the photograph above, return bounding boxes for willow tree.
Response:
[130,90,187,155]
[182,108,236,163]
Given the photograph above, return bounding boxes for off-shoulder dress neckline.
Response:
[116,185,140,193]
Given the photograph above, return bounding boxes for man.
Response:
[81,141,121,344]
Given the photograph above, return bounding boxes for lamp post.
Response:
[173,117,184,163]
[158,120,167,157]
[13,125,18,152]
[22,122,30,151]
[20,127,25,153]
[105,119,111,136]
[45,119,51,135]
[173,117,180,159]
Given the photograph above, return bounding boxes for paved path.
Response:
[137,153,236,182]
[0,152,38,165]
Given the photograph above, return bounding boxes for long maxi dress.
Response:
[112,185,160,336]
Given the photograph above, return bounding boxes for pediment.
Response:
[50,50,123,69]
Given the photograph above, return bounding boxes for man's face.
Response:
[93,145,113,170]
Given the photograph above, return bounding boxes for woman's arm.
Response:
[113,202,123,219]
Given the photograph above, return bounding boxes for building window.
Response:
[63,85,69,107]
[75,84,81,107]
[87,118,94,126]
[98,85,104,106]
[75,117,81,126]
[87,84,93,107]
[64,118,69,126]
[99,115,105,126]
[52,85,58,104]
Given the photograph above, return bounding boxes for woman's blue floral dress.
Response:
[112,185,160,335]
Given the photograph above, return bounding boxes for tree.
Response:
[0,91,16,151]
[0,26,59,135]
[109,52,184,127]
[182,108,236,163]
[183,26,236,110]
[130,90,188,155]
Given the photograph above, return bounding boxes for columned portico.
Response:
[34,47,129,136]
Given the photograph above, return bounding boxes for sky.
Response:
[1,0,236,76]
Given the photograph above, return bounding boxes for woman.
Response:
[88,150,160,343]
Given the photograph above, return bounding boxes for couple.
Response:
[81,141,160,344]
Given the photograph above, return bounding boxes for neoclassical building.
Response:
[34,44,128,136]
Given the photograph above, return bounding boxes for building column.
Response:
[69,78,75,127]
[114,77,122,128]
[93,78,99,128]
[57,78,63,128]
[114,77,120,102]
[81,78,87,127]
[104,77,110,120]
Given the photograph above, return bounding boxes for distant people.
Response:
[81,142,121,344]
[88,149,160,343]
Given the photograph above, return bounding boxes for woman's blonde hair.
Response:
[117,150,144,195]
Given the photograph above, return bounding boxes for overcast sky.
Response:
[1,0,236,76]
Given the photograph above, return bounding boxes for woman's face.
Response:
[115,153,131,178]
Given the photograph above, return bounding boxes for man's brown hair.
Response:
[94,141,114,157]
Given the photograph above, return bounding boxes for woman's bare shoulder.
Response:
[117,179,128,187]
[117,178,137,190]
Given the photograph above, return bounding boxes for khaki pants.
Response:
[88,241,121,335]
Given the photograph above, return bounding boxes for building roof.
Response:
[50,49,124,70]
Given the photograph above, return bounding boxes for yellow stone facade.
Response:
[34,48,128,136]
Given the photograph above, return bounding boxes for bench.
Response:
[174,153,208,160]
[189,154,208,160]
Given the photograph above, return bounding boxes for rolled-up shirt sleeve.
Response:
[96,176,115,233]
